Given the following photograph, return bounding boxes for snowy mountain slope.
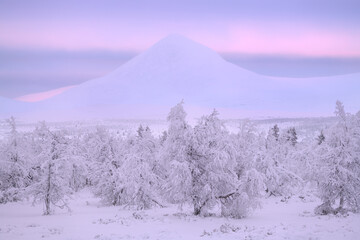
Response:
[31,35,273,117]
[1,34,360,120]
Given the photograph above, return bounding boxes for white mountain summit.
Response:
[1,34,360,120]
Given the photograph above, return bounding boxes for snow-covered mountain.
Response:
[1,34,360,120]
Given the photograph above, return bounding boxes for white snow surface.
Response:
[1,34,360,121]
[1,188,359,240]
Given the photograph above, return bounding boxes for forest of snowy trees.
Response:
[0,101,359,217]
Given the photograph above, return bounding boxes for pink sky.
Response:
[1,19,359,57]
[1,0,360,101]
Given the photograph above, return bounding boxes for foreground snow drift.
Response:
[0,189,359,240]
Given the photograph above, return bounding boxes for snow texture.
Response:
[1,189,360,240]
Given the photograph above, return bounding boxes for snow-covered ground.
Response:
[1,188,359,240]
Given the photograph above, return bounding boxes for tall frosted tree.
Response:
[89,125,163,209]
[222,120,264,218]
[163,105,262,217]
[315,101,360,215]
[29,123,72,215]
[161,101,193,205]
[118,127,163,209]
[188,110,239,216]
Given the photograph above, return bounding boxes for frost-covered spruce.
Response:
[315,101,360,215]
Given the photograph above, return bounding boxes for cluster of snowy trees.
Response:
[0,101,359,217]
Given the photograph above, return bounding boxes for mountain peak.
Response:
[3,34,359,121]
[127,34,224,68]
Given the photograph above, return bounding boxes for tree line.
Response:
[0,101,359,217]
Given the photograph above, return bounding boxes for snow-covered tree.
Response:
[87,126,123,205]
[188,110,239,216]
[67,133,88,192]
[118,127,163,209]
[160,101,193,205]
[256,125,302,197]
[163,105,262,217]
[279,126,305,177]
[28,123,72,215]
[0,117,30,203]
[220,119,263,218]
[315,101,360,215]
[233,120,258,173]
[220,168,264,218]
[89,124,163,209]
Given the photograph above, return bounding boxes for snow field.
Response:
[1,189,359,240]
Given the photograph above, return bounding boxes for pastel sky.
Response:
[1,0,360,98]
